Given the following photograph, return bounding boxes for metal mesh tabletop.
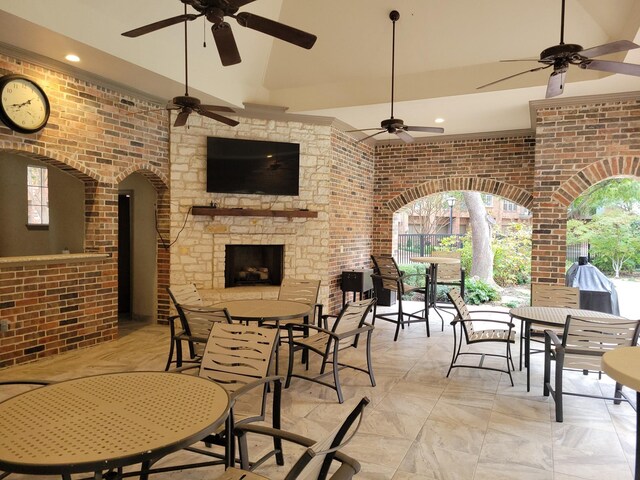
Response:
[0,371,229,475]
[510,306,625,327]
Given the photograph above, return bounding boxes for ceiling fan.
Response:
[348,11,444,144]
[122,0,317,66]
[477,0,640,98]
[167,6,238,128]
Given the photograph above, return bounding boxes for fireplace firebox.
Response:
[225,245,284,288]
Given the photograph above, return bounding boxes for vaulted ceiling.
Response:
[1,0,640,141]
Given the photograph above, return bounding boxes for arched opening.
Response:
[0,151,86,256]
[565,176,640,318]
[393,190,532,306]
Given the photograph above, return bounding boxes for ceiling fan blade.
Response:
[500,58,540,63]
[198,109,240,127]
[174,110,190,127]
[580,40,640,59]
[346,127,387,132]
[234,12,317,49]
[212,23,242,66]
[477,64,552,89]
[355,130,386,143]
[582,59,640,76]
[546,70,566,98]
[395,130,415,143]
[405,125,445,134]
[122,14,199,37]
[199,104,235,113]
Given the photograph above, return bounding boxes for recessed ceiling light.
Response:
[435,118,445,124]
[65,54,80,62]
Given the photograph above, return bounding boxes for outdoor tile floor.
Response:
[0,301,637,479]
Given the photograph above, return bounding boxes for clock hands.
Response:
[8,98,35,109]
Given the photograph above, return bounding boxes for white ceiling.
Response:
[1,0,640,141]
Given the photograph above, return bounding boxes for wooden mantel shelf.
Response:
[191,206,318,218]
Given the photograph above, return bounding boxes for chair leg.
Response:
[446,324,460,378]
[285,344,295,389]
[175,340,183,369]
[519,319,524,371]
[164,338,176,371]
[614,382,624,405]
[332,342,344,404]
[505,342,514,386]
[554,352,564,423]
[365,331,376,387]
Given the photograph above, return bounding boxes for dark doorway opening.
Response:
[118,193,132,319]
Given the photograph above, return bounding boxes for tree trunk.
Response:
[463,192,495,284]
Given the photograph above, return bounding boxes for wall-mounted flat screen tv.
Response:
[206,137,300,196]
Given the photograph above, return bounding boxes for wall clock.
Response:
[0,74,50,134]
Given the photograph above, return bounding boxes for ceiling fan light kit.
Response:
[478,0,640,98]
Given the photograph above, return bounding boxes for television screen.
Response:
[206,137,300,196]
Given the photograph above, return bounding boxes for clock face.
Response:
[0,75,50,134]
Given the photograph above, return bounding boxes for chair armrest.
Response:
[234,424,361,477]
[230,375,284,401]
[180,304,221,313]
[451,317,515,329]
[321,313,338,330]
[288,322,335,338]
[335,324,374,340]
[544,329,563,347]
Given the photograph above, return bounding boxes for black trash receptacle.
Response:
[565,259,619,315]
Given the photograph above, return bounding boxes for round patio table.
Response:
[0,371,230,479]
[602,346,640,480]
[510,306,626,391]
[411,256,461,321]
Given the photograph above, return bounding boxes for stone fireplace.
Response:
[225,244,284,288]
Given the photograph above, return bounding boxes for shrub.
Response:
[464,277,500,305]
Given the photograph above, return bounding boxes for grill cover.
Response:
[565,262,620,315]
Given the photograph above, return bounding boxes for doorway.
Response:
[118,192,132,319]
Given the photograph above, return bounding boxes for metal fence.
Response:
[398,235,590,266]
[566,242,591,264]
[396,233,464,264]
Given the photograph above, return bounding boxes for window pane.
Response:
[26,165,49,225]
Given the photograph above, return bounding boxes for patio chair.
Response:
[159,322,282,473]
[262,278,323,340]
[446,288,516,386]
[370,254,430,341]
[285,298,376,404]
[213,397,370,480]
[165,284,233,370]
[519,284,579,370]
[543,315,640,422]
[430,250,465,298]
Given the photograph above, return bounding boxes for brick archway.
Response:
[552,156,640,206]
[0,142,102,183]
[117,164,171,322]
[384,176,533,212]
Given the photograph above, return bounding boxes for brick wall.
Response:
[0,53,170,367]
[531,97,640,285]
[328,129,375,313]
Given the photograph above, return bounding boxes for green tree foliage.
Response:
[493,223,531,286]
[568,210,640,277]
[569,178,640,219]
